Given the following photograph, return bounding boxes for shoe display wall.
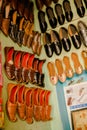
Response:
[1,0,87,130]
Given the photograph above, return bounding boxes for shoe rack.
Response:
[0,0,87,130]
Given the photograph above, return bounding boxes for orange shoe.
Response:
[6,83,19,122]
[17,85,26,120]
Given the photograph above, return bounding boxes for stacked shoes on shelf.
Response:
[4,47,46,87]
[0,0,42,56]
[6,83,52,123]
[37,0,87,33]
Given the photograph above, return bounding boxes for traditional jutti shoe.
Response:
[71,52,83,74]
[6,83,19,122]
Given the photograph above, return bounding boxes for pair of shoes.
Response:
[55,0,73,24]
[6,83,26,122]
[74,0,85,17]
[47,60,66,84]
[38,6,57,32]
[59,24,82,51]
[43,30,62,57]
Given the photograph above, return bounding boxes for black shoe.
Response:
[52,0,59,3]
[83,0,87,8]
[74,0,85,17]
[50,30,62,55]
[43,32,53,57]
[78,20,87,47]
[38,10,47,33]
[63,0,73,22]
[46,6,57,28]
[59,27,71,52]
[68,24,81,49]
[55,4,65,25]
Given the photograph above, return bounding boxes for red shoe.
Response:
[14,51,22,83]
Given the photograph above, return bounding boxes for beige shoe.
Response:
[71,52,83,74]
[63,56,74,78]
[47,62,58,85]
[55,59,66,83]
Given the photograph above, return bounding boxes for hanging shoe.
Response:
[59,27,71,52]
[63,56,74,78]
[50,30,62,55]
[4,47,15,80]
[47,62,58,85]
[74,0,85,17]
[38,10,47,33]
[17,85,26,120]
[77,20,87,47]
[71,52,83,75]
[43,32,53,57]
[46,6,57,28]
[6,83,19,122]
[35,0,44,10]
[63,0,73,22]
[55,4,65,25]
[55,59,66,83]
[68,24,81,49]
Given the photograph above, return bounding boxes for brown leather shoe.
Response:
[42,0,52,7]
[35,0,44,10]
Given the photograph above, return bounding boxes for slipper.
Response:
[1,4,10,36]
[4,47,15,80]
[81,50,87,71]
[55,59,66,83]
[14,51,22,83]
[71,52,83,74]
[24,87,33,124]
[6,83,19,122]
[17,85,26,120]
[63,56,74,78]
[47,62,58,85]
